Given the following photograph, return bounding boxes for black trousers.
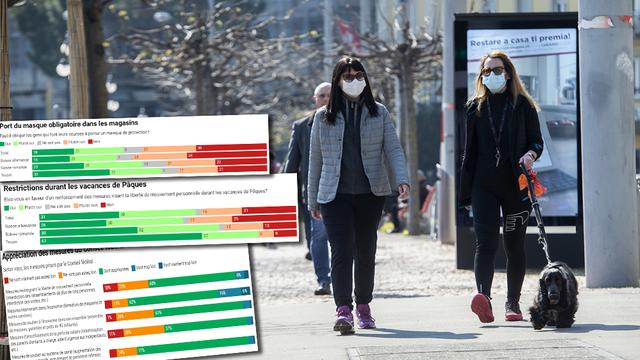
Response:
[320,193,386,309]
[471,181,531,301]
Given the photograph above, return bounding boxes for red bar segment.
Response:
[109,349,118,358]
[242,206,297,214]
[187,150,266,159]
[107,329,124,339]
[104,300,113,309]
[196,143,267,151]
[103,283,118,292]
[274,229,298,237]
[106,313,117,322]
[263,221,298,229]
[217,165,268,173]
[232,214,297,222]
[215,158,268,166]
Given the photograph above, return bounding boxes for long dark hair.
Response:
[325,57,379,124]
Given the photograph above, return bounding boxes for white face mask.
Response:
[340,79,366,98]
[482,73,507,93]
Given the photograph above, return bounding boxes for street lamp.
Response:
[105,74,118,94]
[55,58,70,77]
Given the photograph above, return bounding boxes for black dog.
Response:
[529,261,578,329]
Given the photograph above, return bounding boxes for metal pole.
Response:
[438,0,465,245]
[0,0,11,121]
[67,0,90,119]
[579,0,639,287]
[323,0,333,80]
[0,1,10,356]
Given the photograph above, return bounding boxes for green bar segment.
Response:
[139,224,220,234]
[120,209,197,218]
[40,227,137,237]
[40,220,108,229]
[74,147,125,155]
[33,169,111,177]
[110,168,163,176]
[40,212,120,221]
[164,317,253,333]
[153,301,252,318]
[32,163,84,170]
[70,155,118,162]
[148,271,249,288]
[108,218,185,226]
[202,231,259,240]
[126,287,249,307]
[32,149,75,156]
[135,336,256,356]
[32,156,71,163]
[85,161,144,169]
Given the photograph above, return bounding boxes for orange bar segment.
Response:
[110,299,129,308]
[186,216,233,224]
[115,348,138,357]
[222,223,264,231]
[143,145,196,152]
[167,160,217,167]
[176,167,218,174]
[117,280,149,291]
[114,310,155,322]
[132,153,188,160]
[123,325,165,337]
[200,208,242,216]
[258,230,274,237]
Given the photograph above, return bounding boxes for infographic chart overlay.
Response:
[1,246,258,360]
[1,174,298,250]
[0,115,269,182]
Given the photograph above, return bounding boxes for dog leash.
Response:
[520,164,552,265]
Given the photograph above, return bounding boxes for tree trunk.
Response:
[85,0,108,118]
[400,59,421,235]
[67,0,90,119]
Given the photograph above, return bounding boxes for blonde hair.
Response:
[467,50,538,115]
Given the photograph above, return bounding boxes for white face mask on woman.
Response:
[482,73,507,93]
[340,79,366,98]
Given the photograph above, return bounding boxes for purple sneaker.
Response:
[333,305,355,334]
[356,304,376,329]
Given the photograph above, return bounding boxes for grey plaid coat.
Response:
[307,102,409,211]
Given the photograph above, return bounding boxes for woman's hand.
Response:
[519,151,535,170]
[311,210,322,220]
[398,184,410,200]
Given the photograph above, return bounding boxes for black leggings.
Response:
[320,193,386,309]
[471,183,531,301]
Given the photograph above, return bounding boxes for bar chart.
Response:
[2,174,298,250]
[0,115,269,181]
[1,246,258,359]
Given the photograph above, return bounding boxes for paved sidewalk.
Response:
[220,289,640,359]
[210,232,639,359]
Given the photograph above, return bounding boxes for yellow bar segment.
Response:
[110,299,129,308]
[132,153,187,160]
[117,280,149,291]
[123,325,166,337]
[200,208,242,215]
[116,348,138,357]
[258,231,274,237]
[222,223,264,231]
[187,216,233,224]
[116,310,154,321]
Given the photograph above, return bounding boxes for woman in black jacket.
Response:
[460,50,544,323]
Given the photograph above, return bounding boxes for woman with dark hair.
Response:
[307,57,409,334]
[460,50,544,323]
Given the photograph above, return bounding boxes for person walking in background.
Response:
[283,82,332,296]
[459,50,544,323]
[307,57,409,334]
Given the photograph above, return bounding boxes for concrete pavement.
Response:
[218,289,640,359]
